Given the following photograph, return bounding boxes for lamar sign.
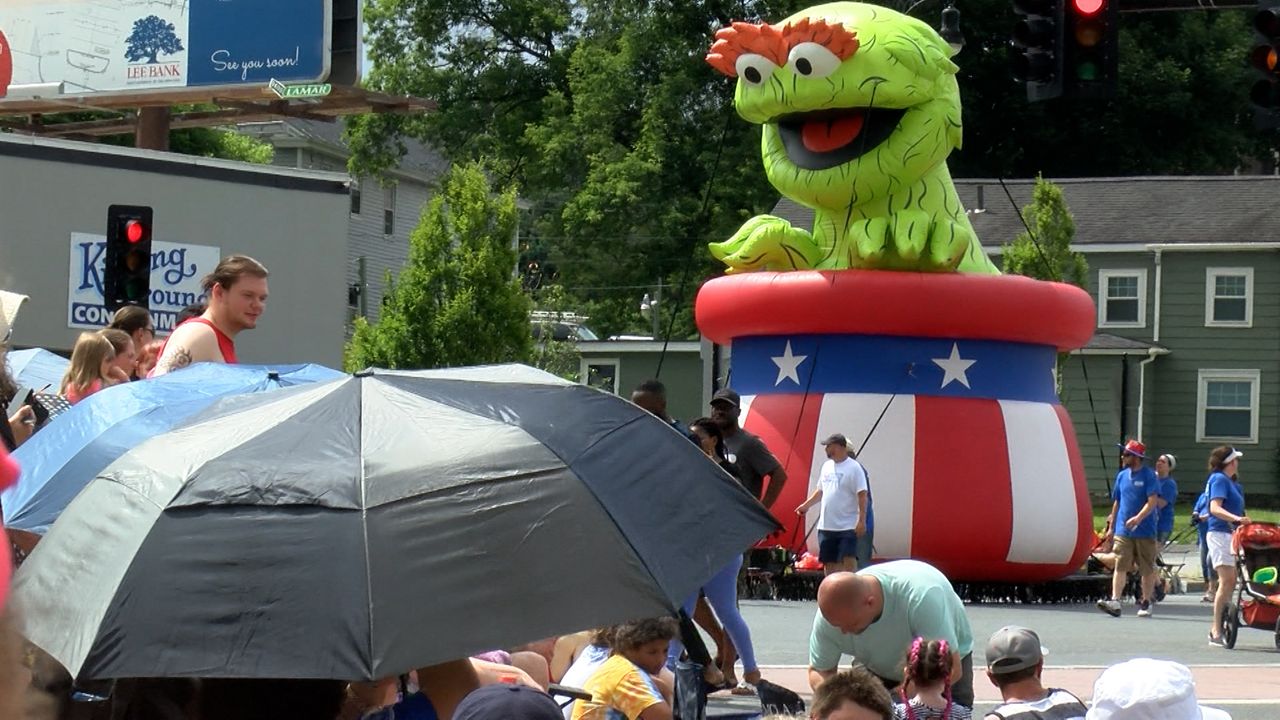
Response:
[268,79,332,99]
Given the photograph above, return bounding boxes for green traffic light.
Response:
[125,279,148,301]
[1075,61,1099,81]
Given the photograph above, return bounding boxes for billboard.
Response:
[67,232,221,332]
[0,0,330,97]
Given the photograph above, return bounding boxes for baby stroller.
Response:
[1220,521,1280,650]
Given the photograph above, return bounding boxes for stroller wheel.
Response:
[1224,603,1239,649]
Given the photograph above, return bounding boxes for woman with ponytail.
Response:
[892,638,972,720]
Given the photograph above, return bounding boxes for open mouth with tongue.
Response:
[775,107,908,172]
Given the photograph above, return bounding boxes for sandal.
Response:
[730,680,757,696]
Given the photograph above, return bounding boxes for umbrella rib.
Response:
[360,382,376,680]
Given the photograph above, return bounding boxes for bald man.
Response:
[809,560,974,707]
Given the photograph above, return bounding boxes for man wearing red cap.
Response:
[1097,439,1160,618]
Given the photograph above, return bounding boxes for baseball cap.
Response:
[820,433,848,447]
[711,388,740,408]
[0,290,28,342]
[1116,439,1146,459]
[985,626,1047,675]
[1086,659,1231,720]
[454,683,564,720]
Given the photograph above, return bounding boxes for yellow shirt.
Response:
[570,654,665,720]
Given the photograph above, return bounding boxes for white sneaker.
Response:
[1097,599,1122,617]
[1136,601,1152,618]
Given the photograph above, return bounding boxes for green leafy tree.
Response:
[1001,177,1088,289]
[170,129,274,164]
[344,162,533,370]
[32,105,274,164]
[1001,177,1088,393]
[948,1,1269,178]
[351,1,1271,339]
[529,285,583,381]
[351,0,804,339]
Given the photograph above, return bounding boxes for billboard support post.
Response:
[136,108,170,151]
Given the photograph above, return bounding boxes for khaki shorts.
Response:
[1113,535,1158,576]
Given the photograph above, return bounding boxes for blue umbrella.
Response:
[4,348,69,391]
[2,362,343,534]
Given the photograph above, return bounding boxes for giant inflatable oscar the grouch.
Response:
[695,2,1099,583]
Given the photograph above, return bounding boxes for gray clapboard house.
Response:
[772,175,1280,498]
[237,119,448,328]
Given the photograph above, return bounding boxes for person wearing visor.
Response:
[1204,446,1250,647]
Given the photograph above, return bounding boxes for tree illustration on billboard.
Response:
[125,15,184,64]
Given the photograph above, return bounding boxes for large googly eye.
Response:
[735,54,778,86]
[787,42,841,79]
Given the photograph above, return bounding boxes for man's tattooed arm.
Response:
[154,347,193,376]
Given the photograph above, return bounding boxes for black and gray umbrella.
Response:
[13,365,777,681]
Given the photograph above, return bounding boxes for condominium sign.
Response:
[67,233,221,332]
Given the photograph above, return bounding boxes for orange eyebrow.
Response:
[705,22,788,77]
[781,18,859,61]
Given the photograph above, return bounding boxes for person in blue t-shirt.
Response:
[1205,446,1251,647]
[1097,440,1160,619]
[1155,454,1178,544]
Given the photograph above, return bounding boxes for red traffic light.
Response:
[1072,0,1104,15]
[125,219,145,243]
[1251,45,1279,73]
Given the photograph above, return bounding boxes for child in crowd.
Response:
[135,339,165,380]
[811,668,895,720]
[894,638,971,720]
[99,328,137,384]
[571,618,676,720]
[60,331,116,404]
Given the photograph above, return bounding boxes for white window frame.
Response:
[1196,369,1260,444]
[1097,269,1147,329]
[579,358,620,395]
[1204,267,1253,328]
[383,183,397,236]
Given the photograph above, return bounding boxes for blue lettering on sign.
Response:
[154,247,198,285]
[78,241,204,292]
[77,242,107,292]
[154,311,180,332]
[71,303,112,326]
[74,303,178,330]
[187,0,326,86]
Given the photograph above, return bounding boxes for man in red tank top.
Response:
[152,255,269,376]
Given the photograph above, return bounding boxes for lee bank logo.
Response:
[124,14,185,83]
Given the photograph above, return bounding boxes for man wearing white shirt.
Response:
[797,433,869,575]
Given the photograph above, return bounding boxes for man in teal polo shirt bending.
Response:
[809,560,975,707]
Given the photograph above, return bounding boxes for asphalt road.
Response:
[733,593,1280,719]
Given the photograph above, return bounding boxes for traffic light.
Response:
[1249,1,1280,129]
[1062,0,1118,99]
[1012,0,1064,102]
[102,205,153,312]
